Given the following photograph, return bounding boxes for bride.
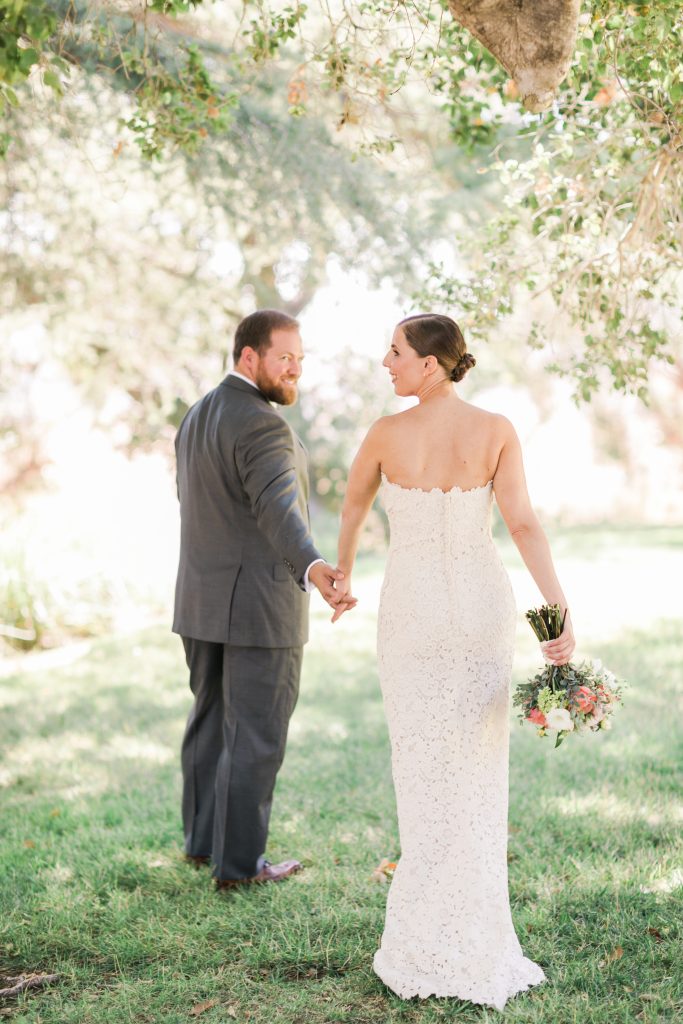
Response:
[334,313,575,1011]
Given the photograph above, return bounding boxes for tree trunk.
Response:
[447,0,581,112]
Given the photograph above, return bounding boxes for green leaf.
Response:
[43,70,62,94]
[19,48,39,73]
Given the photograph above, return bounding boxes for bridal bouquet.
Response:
[513,604,623,748]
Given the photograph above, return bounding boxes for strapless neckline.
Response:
[381,472,493,497]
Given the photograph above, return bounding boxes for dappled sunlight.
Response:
[639,869,683,895]
[536,724,675,765]
[548,791,682,828]
[145,853,176,870]
[0,638,94,680]
[2,726,177,801]
[151,687,192,710]
[1,754,113,801]
[41,863,75,886]
[104,735,175,764]
[278,813,305,836]
[510,832,682,901]
[288,719,350,744]
[6,731,98,768]
[287,709,386,754]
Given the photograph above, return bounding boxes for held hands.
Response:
[540,610,575,666]
[330,572,355,624]
[308,562,358,622]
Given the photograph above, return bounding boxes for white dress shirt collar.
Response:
[228,370,260,391]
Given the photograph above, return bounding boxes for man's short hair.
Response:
[233,309,299,362]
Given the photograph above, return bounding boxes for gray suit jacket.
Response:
[172,374,322,647]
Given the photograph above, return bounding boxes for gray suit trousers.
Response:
[180,637,302,880]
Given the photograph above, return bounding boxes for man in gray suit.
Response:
[173,309,352,888]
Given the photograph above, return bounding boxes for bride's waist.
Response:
[384,549,506,576]
[387,535,496,556]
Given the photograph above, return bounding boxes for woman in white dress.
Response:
[334,314,575,1011]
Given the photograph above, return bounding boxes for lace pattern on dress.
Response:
[373,477,546,1011]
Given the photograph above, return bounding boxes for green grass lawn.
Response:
[1,530,682,1023]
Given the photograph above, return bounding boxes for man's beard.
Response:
[254,367,298,406]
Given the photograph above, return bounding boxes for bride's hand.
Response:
[540,610,575,665]
[331,573,357,623]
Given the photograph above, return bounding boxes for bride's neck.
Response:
[417,376,453,403]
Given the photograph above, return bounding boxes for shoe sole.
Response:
[216,864,303,890]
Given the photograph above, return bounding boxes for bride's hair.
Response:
[398,313,475,383]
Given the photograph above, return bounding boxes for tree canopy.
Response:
[1,0,681,404]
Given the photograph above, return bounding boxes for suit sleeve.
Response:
[234,412,323,588]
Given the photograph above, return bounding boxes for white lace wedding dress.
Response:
[373,474,546,1011]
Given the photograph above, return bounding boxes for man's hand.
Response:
[308,562,357,620]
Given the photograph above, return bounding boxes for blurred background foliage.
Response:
[0,0,681,649]
[2,0,681,395]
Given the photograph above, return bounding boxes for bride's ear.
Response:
[423,354,439,375]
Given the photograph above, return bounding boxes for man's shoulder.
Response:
[197,380,275,418]
[213,387,293,448]
[177,381,276,444]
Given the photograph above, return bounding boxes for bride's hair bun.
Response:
[398,313,475,384]
[450,352,476,382]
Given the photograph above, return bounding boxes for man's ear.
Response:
[239,346,259,372]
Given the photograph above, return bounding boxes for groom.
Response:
[172,309,352,888]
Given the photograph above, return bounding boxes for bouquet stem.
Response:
[549,665,568,692]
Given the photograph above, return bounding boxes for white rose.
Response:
[545,707,574,732]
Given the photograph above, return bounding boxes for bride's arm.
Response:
[332,422,384,622]
[492,417,575,665]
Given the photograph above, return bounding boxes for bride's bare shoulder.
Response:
[367,410,412,434]
[461,401,515,436]
[359,411,412,455]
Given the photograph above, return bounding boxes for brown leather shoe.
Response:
[185,854,211,869]
[215,859,302,890]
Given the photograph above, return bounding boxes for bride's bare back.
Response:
[377,395,505,494]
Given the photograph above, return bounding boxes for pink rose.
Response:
[576,686,597,714]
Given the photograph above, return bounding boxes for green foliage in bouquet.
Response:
[513,604,624,748]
